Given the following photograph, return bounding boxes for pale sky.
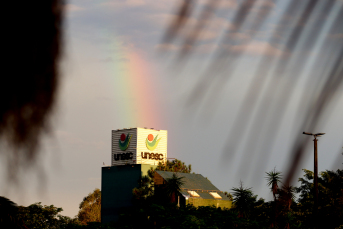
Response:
[1,0,342,217]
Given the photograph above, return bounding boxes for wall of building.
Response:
[112,128,167,166]
[101,164,157,224]
[186,198,232,209]
[137,128,167,165]
[112,128,137,166]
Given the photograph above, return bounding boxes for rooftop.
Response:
[155,170,231,200]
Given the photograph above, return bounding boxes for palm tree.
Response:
[231,182,257,218]
[265,168,282,227]
[165,173,185,204]
[278,184,296,229]
[279,184,295,211]
[266,168,282,201]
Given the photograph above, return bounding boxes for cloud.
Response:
[99,57,113,63]
[98,57,130,63]
[255,0,276,9]
[155,34,281,56]
[151,14,232,31]
[155,43,180,51]
[198,0,237,9]
[126,0,146,7]
[64,4,85,12]
[328,33,343,40]
[101,0,173,10]
[156,42,226,54]
[150,14,232,42]
[96,97,113,101]
[117,57,130,62]
[196,43,219,53]
[231,41,284,57]
[226,32,251,42]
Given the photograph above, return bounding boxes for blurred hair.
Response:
[1,0,64,181]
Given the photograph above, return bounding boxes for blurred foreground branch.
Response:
[162,0,343,184]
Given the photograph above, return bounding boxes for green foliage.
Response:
[231,182,262,219]
[133,167,186,206]
[78,189,101,225]
[133,159,191,202]
[132,159,191,203]
[17,202,76,229]
[223,191,233,201]
[132,167,155,200]
[265,168,282,200]
[4,167,341,229]
[156,159,192,173]
[131,168,343,229]
[165,173,185,197]
[126,169,342,229]
[265,168,282,227]
[295,169,343,229]
[164,173,185,203]
[116,203,260,229]
[278,184,296,211]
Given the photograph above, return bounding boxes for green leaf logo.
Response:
[146,134,161,151]
[119,133,132,151]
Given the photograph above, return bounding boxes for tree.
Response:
[296,169,343,229]
[156,159,192,173]
[278,184,295,212]
[223,191,233,201]
[265,168,282,202]
[165,173,185,203]
[265,168,282,227]
[231,182,259,218]
[17,202,74,229]
[133,167,155,200]
[133,159,192,202]
[278,184,296,229]
[77,188,101,225]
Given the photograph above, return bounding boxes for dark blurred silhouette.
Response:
[0,196,27,228]
[162,0,343,185]
[1,0,63,181]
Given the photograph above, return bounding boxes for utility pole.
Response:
[313,136,318,220]
[303,132,325,229]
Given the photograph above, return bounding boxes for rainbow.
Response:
[109,40,163,129]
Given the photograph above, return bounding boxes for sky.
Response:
[0,0,342,217]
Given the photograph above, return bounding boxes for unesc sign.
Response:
[111,128,167,166]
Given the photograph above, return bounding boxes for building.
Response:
[101,164,156,223]
[111,127,167,166]
[154,170,232,208]
[102,127,166,223]
[101,127,231,224]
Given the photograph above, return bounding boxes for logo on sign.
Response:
[119,133,131,151]
[145,134,161,151]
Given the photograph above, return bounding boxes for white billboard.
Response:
[111,128,167,166]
